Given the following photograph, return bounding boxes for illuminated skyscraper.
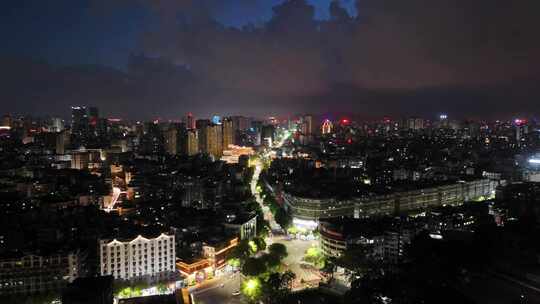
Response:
[207,124,223,159]
[165,127,178,155]
[321,119,333,135]
[185,129,199,156]
[301,115,313,135]
[71,106,89,142]
[222,118,234,149]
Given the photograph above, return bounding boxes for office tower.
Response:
[71,106,89,145]
[99,233,175,280]
[165,127,179,155]
[222,118,234,149]
[321,119,333,135]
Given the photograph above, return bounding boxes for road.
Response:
[275,238,322,290]
[191,273,242,304]
[250,129,292,231]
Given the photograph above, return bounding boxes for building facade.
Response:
[285,179,498,221]
[99,233,175,281]
[0,250,83,295]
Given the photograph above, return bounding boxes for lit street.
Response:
[191,273,242,304]
[274,237,322,290]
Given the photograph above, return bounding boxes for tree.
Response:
[230,240,252,262]
[260,252,281,269]
[261,270,296,304]
[253,236,267,251]
[242,257,268,276]
[268,243,288,260]
[274,208,291,229]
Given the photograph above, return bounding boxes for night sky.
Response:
[1,0,539,120]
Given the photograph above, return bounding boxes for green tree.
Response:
[261,270,296,304]
[253,236,267,251]
[230,240,252,262]
[242,257,268,276]
[260,252,281,269]
[268,243,288,260]
[274,208,291,229]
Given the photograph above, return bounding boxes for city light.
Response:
[242,278,261,299]
[293,218,318,229]
[529,158,540,164]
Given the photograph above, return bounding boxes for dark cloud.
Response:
[2,0,539,118]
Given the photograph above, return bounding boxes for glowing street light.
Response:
[242,278,261,299]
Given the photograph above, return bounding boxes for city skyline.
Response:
[2,1,540,304]
[1,0,540,119]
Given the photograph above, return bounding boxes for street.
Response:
[191,273,242,304]
[275,238,322,290]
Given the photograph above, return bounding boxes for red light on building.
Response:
[341,119,350,125]
[347,138,352,144]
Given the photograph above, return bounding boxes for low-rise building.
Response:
[0,249,84,295]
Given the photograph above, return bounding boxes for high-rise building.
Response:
[71,106,89,145]
[185,129,199,156]
[99,233,175,280]
[164,127,178,155]
[206,124,223,159]
[231,116,250,131]
[515,119,529,145]
[407,117,424,130]
[222,118,234,149]
[301,115,313,135]
[56,130,70,155]
[321,119,333,135]
[185,113,196,130]
[261,124,275,146]
[196,119,211,154]
[49,117,64,132]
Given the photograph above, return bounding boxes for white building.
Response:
[99,233,175,280]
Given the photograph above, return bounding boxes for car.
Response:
[232,290,241,296]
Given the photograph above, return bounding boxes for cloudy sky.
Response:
[1,0,539,120]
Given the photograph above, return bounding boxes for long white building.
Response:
[99,233,175,280]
